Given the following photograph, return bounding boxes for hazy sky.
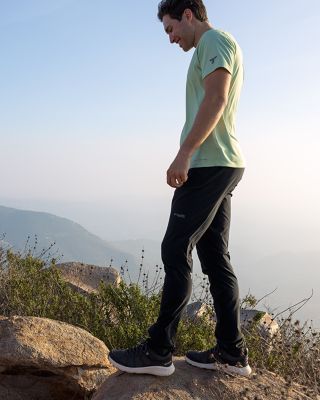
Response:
[1,0,320,248]
[1,1,320,327]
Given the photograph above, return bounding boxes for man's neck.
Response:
[193,21,213,47]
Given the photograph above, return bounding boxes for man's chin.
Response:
[180,44,191,52]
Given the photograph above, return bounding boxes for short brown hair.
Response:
[157,0,208,22]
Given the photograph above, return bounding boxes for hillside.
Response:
[0,205,134,267]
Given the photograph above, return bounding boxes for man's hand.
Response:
[166,151,191,188]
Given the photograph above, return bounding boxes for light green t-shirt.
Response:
[181,28,245,168]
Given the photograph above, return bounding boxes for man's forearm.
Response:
[166,91,228,188]
[179,95,227,158]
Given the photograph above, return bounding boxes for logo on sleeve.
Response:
[210,56,217,64]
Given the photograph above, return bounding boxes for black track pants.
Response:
[148,166,245,355]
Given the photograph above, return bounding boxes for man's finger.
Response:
[176,176,185,186]
[167,173,178,188]
[170,176,178,188]
[167,170,187,188]
[181,173,188,183]
[177,172,188,185]
[167,173,174,187]
[173,176,184,188]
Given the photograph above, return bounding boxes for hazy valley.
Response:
[1,204,319,328]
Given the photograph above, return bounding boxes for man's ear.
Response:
[184,8,193,21]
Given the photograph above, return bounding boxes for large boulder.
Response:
[92,358,308,400]
[55,262,121,294]
[0,315,115,400]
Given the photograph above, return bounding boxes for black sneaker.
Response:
[108,340,175,376]
[185,345,252,377]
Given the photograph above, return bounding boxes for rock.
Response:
[184,301,213,322]
[0,373,83,400]
[184,302,279,341]
[92,358,306,400]
[55,262,121,294]
[0,315,116,400]
[240,309,280,339]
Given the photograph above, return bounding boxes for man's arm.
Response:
[166,68,231,188]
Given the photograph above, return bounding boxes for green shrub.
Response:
[0,248,103,333]
[96,280,162,349]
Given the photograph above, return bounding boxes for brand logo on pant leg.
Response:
[173,213,186,219]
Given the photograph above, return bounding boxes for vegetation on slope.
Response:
[0,242,319,397]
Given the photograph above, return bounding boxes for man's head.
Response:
[157,0,208,23]
[157,0,208,51]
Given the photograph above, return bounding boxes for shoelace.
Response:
[127,340,149,355]
[213,345,247,360]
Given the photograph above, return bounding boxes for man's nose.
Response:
[169,33,175,44]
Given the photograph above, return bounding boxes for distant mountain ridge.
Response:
[0,205,134,267]
[1,205,319,328]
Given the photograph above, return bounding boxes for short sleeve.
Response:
[197,31,235,80]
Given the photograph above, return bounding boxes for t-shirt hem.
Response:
[190,162,246,169]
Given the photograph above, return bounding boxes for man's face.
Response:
[162,11,195,52]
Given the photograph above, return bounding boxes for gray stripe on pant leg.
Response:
[185,168,243,268]
[186,199,225,267]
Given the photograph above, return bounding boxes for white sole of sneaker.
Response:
[185,356,252,377]
[109,356,175,376]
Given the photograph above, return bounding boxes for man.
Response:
[109,0,252,377]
